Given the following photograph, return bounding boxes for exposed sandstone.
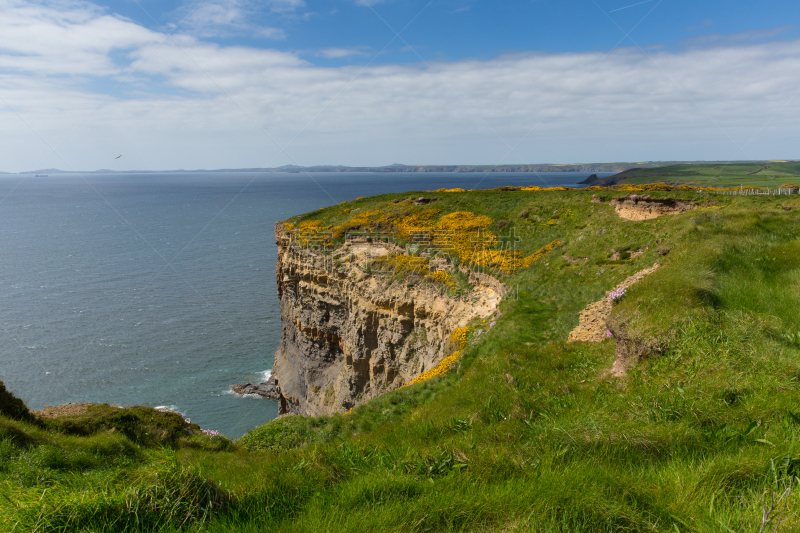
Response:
[270,224,502,416]
[610,197,695,221]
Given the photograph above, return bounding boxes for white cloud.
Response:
[268,0,305,13]
[681,25,795,49]
[0,0,160,76]
[316,46,371,59]
[179,0,288,39]
[1,1,800,172]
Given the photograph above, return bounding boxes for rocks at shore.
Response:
[232,377,280,400]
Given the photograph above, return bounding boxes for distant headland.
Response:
[10,160,794,175]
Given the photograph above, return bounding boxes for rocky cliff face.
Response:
[270,224,501,416]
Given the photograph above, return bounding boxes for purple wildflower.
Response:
[630,194,638,200]
[606,330,613,338]
[608,287,627,302]
[490,321,497,328]
[201,429,221,438]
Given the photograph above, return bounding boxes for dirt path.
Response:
[567,263,660,343]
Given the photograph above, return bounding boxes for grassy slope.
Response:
[4,188,800,532]
[605,162,800,188]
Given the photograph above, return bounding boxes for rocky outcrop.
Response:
[231,378,280,400]
[610,197,696,221]
[269,224,500,416]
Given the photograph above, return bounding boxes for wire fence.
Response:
[716,187,800,196]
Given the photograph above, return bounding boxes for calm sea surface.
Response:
[0,171,610,438]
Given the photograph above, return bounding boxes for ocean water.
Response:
[0,171,610,438]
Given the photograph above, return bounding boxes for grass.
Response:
[3,187,800,531]
[602,162,800,188]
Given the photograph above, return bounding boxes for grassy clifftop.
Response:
[3,186,800,532]
[602,161,800,188]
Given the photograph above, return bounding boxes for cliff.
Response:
[270,224,502,416]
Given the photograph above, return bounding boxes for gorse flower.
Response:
[286,207,561,275]
[450,327,472,350]
[404,351,461,387]
[427,270,456,290]
[403,326,474,388]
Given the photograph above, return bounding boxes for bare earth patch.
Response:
[33,402,97,419]
[610,197,695,221]
[568,263,660,343]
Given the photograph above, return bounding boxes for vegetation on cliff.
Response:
[601,161,800,188]
[3,185,800,531]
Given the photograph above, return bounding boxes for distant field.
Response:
[606,161,800,188]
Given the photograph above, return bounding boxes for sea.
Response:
[0,171,611,438]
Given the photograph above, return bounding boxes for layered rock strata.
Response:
[268,224,500,416]
[610,197,696,221]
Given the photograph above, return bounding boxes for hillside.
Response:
[3,185,800,532]
[601,161,800,188]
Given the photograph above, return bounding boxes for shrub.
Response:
[0,381,35,424]
[43,404,198,447]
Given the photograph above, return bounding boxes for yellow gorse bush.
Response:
[404,352,461,387]
[467,239,562,273]
[520,240,562,268]
[395,208,439,240]
[370,254,430,277]
[450,326,472,350]
[404,326,473,387]
[520,186,570,191]
[436,211,493,232]
[285,207,561,275]
[293,220,327,247]
[426,270,456,290]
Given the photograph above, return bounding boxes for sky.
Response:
[0,0,799,172]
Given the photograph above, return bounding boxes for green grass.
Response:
[3,189,800,531]
[603,162,800,188]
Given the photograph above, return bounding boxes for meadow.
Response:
[603,161,800,189]
[3,185,800,532]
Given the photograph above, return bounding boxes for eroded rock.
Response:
[232,377,280,400]
[610,197,695,221]
[271,223,502,416]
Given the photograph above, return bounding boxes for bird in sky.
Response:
[115,155,122,159]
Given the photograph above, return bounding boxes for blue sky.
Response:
[0,0,798,171]
[103,0,800,60]
[81,0,800,67]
